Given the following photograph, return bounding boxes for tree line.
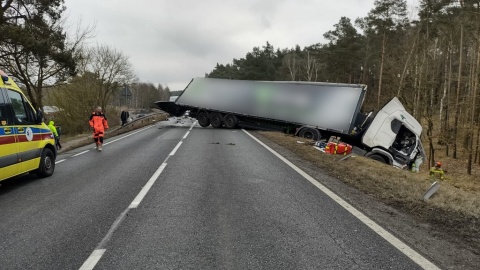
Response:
[1,0,170,135]
[207,0,480,175]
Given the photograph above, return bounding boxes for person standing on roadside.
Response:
[120,110,129,126]
[48,120,62,150]
[89,106,109,151]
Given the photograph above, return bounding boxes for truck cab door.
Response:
[0,88,20,180]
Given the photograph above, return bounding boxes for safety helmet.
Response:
[435,161,442,168]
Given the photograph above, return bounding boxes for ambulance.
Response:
[0,70,56,181]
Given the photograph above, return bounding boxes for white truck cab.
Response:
[362,97,425,168]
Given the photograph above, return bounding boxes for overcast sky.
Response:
[64,0,419,91]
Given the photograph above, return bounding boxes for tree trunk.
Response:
[377,33,387,109]
[453,24,464,159]
[446,38,453,157]
[467,36,480,174]
[397,30,419,97]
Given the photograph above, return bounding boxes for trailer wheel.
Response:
[298,127,321,140]
[197,112,210,127]
[36,148,55,178]
[369,154,387,164]
[224,114,238,129]
[210,113,223,128]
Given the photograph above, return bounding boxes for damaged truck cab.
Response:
[357,98,425,169]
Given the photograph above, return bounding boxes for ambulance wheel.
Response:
[224,114,238,129]
[37,148,55,178]
[299,127,320,140]
[210,113,223,128]
[197,112,210,127]
[369,154,387,164]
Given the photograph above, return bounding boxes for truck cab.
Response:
[0,70,56,181]
[361,98,425,168]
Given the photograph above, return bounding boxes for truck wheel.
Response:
[369,154,387,164]
[197,112,210,127]
[210,113,223,128]
[299,127,321,140]
[224,114,238,129]
[36,148,55,178]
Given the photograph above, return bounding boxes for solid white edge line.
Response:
[78,249,106,270]
[242,129,440,270]
[55,159,66,164]
[129,163,167,209]
[169,141,183,156]
[183,131,190,139]
[72,150,89,157]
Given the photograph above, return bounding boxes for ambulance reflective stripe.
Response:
[0,127,52,167]
[0,127,51,142]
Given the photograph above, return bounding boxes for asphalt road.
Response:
[0,118,433,269]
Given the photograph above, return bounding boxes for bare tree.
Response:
[84,45,136,110]
[283,53,299,81]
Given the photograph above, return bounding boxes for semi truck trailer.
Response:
[156,77,425,169]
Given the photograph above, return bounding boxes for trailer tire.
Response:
[369,154,387,164]
[298,127,321,140]
[197,112,210,127]
[210,113,223,128]
[224,114,238,129]
[36,148,55,178]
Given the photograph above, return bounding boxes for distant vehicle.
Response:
[0,70,56,181]
[156,77,425,169]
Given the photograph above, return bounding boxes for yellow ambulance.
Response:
[0,70,56,181]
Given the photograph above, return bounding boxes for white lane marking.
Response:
[79,126,191,269]
[169,141,183,156]
[242,129,440,270]
[72,150,89,157]
[55,159,66,164]
[104,126,153,146]
[183,131,190,139]
[78,249,106,270]
[189,121,196,130]
[129,163,168,209]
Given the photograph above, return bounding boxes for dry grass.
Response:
[259,131,480,251]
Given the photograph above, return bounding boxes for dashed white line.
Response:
[242,129,440,270]
[55,159,66,164]
[78,249,106,270]
[72,150,89,157]
[169,141,183,156]
[129,163,168,209]
[78,126,192,270]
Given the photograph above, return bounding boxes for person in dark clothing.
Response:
[120,111,129,126]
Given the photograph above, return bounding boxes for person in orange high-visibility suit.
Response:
[89,106,109,151]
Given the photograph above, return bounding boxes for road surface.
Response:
[0,118,436,269]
